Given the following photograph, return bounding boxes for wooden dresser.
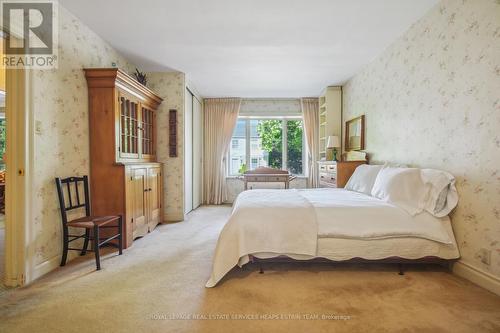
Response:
[85,68,163,248]
[318,160,366,188]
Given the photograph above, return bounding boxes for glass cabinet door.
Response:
[119,94,140,159]
[141,106,155,158]
[116,90,157,162]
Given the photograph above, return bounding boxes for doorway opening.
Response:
[0,31,28,289]
[0,34,7,291]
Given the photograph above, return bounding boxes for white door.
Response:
[192,97,202,208]
[184,89,193,214]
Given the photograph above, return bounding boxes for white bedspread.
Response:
[206,189,318,287]
[206,188,455,287]
[300,189,452,244]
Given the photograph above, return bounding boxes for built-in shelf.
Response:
[318,86,342,161]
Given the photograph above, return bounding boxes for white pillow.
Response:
[371,167,428,215]
[345,164,384,195]
[420,168,458,217]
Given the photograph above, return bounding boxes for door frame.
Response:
[4,64,33,287]
[184,85,203,215]
[184,87,193,215]
[191,94,202,209]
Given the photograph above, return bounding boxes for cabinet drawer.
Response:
[319,163,337,172]
[327,164,337,172]
[319,172,337,184]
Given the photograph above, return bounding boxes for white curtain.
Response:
[301,98,320,188]
[203,98,242,204]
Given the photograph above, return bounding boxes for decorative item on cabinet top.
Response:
[133,68,148,86]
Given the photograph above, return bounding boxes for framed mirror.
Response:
[345,115,365,151]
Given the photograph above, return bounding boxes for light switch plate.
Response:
[35,120,42,135]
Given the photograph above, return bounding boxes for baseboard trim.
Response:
[32,256,59,281]
[162,215,184,223]
[453,260,500,296]
[32,251,79,282]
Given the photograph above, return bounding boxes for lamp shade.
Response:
[326,135,340,148]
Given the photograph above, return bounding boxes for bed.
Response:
[206,166,460,287]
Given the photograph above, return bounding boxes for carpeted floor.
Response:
[0,205,499,333]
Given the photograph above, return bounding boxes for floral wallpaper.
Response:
[147,72,186,222]
[343,0,500,278]
[31,5,136,266]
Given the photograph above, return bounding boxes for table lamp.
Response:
[326,135,340,161]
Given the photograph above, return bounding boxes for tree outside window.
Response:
[286,120,303,175]
[256,119,282,169]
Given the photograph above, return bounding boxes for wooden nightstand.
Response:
[318,160,366,188]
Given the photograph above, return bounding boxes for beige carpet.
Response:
[0,206,499,333]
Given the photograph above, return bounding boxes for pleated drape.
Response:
[301,98,320,188]
[203,98,242,204]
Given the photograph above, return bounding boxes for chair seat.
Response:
[67,216,120,229]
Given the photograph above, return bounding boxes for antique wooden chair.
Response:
[55,176,123,270]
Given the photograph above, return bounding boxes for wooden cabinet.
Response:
[85,68,163,248]
[318,160,366,188]
[146,165,162,231]
[125,164,162,242]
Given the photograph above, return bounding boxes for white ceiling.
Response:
[60,0,439,98]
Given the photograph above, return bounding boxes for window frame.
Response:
[227,116,306,176]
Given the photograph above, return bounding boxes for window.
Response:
[231,158,240,175]
[286,120,303,175]
[228,119,247,174]
[250,157,258,169]
[253,119,282,170]
[228,118,305,176]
